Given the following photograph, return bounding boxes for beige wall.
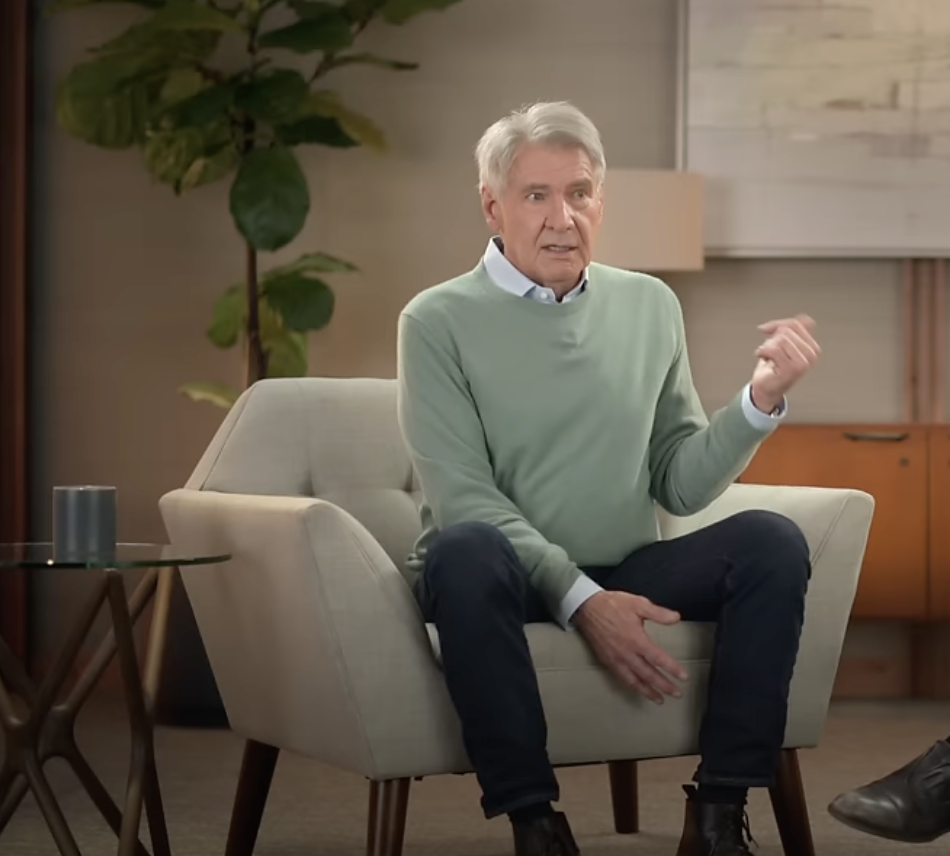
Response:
[31,0,914,658]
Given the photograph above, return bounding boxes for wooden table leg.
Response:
[0,565,175,856]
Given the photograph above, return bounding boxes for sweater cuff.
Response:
[555,573,604,631]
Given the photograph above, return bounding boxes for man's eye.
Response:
[527,192,543,201]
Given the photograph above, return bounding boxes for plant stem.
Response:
[311,15,374,81]
[245,241,267,386]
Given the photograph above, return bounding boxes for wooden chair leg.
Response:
[608,760,639,834]
[366,778,411,856]
[224,740,280,856]
[768,749,816,856]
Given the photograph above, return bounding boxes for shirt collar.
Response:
[483,237,588,302]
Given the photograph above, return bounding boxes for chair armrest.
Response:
[658,483,875,747]
[158,488,462,779]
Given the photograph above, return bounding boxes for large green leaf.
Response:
[274,115,357,147]
[307,90,386,151]
[264,273,335,332]
[55,55,158,148]
[144,126,204,185]
[207,284,245,348]
[163,81,235,128]
[179,139,239,190]
[264,251,357,280]
[381,0,464,24]
[179,381,240,408]
[149,0,244,32]
[229,147,310,251]
[263,330,308,378]
[260,303,308,377]
[236,70,310,125]
[93,24,221,63]
[159,68,206,106]
[46,0,162,12]
[258,10,354,54]
[144,117,235,191]
[328,51,418,71]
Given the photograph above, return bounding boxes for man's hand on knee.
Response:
[572,591,688,705]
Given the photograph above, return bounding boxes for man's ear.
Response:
[480,185,501,231]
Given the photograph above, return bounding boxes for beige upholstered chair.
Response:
[159,377,874,856]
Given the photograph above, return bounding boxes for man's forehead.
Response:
[512,145,593,174]
[513,168,595,189]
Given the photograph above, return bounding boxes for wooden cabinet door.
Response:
[928,428,950,620]
[741,425,929,619]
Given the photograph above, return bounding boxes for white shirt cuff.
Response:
[555,573,604,631]
[741,382,787,432]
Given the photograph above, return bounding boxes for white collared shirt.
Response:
[483,236,588,304]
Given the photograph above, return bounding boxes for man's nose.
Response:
[546,197,573,230]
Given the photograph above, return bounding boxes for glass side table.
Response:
[0,543,230,856]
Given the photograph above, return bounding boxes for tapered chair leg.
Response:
[768,749,816,856]
[224,740,280,856]
[366,778,411,856]
[608,760,639,833]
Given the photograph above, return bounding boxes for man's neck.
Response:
[488,237,587,300]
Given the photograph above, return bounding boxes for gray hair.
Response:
[474,101,606,194]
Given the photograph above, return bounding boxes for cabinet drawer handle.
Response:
[843,431,909,442]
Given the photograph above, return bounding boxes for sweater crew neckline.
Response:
[472,261,596,317]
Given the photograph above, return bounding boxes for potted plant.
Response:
[50,0,464,406]
[48,0,465,724]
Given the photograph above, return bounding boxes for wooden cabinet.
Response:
[929,429,950,620]
[741,425,931,619]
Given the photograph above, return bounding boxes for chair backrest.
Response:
[185,377,423,573]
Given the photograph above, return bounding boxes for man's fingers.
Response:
[630,633,689,684]
[758,313,816,335]
[619,664,663,704]
[649,648,689,683]
[757,337,802,369]
[784,326,821,361]
[630,654,683,699]
[638,600,681,626]
[756,329,818,373]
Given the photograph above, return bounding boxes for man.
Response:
[828,738,950,843]
[396,101,821,856]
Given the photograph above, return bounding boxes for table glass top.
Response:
[0,543,230,570]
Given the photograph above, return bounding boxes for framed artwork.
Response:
[678,0,950,257]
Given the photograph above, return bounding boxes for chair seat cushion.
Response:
[422,620,719,767]
[425,620,717,671]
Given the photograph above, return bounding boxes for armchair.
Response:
[158,377,874,856]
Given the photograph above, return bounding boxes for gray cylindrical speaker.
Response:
[52,485,117,561]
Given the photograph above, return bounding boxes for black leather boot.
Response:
[828,738,950,842]
[675,785,755,855]
[512,812,580,856]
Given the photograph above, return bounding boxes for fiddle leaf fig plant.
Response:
[49,0,465,408]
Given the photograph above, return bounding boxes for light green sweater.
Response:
[396,261,774,619]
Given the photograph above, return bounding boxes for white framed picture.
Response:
[677,0,950,258]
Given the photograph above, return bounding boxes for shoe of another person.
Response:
[828,738,950,842]
[675,785,755,855]
[512,812,580,856]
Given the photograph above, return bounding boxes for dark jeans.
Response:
[412,510,811,819]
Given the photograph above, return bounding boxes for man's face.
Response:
[481,143,604,295]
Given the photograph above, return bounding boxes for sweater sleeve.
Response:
[647,294,775,516]
[397,311,583,617]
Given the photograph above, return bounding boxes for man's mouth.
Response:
[543,245,575,253]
